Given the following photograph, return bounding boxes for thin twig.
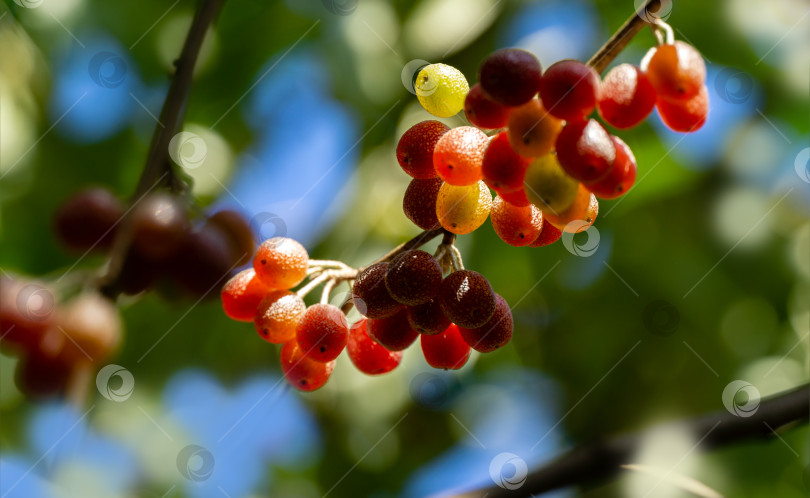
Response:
[587,0,668,73]
[456,383,809,497]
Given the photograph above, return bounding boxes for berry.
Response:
[253,237,309,290]
[118,248,158,295]
[346,319,402,375]
[53,188,123,251]
[15,352,72,399]
[507,99,563,158]
[296,304,348,362]
[588,136,638,199]
[490,195,544,247]
[464,83,510,129]
[208,210,256,266]
[458,294,513,353]
[433,126,489,186]
[539,59,601,121]
[58,293,122,363]
[367,309,419,351]
[555,119,616,184]
[415,63,470,118]
[438,270,496,329]
[280,340,335,392]
[523,153,580,214]
[529,221,563,247]
[435,181,493,235]
[499,187,531,207]
[0,277,54,352]
[543,183,599,232]
[221,269,271,322]
[385,250,442,306]
[656,86,708,132]
[420,324,471,370]
[479,49,542,106]
[254,290,306,344]
[352,262,403,319]
[403,178,443,230]
[131,192,190,260]
[597,63,656,129]
[171,222,237,298]
[646,41,706,101]
[407,299,452,335]
[396,121,450,179]
[482,131,530,193]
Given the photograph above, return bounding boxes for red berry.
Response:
[346,319,402,375]
[367,308,419,351]
[438,270,496,329]
[170,222,237,298]
[407,299,452,336]
[295,304,348,362]
[433,126,489,186]
[53,187,123,252]
[0,277,55,352]
[539,59,601,121]
[656,86,708,132]
[499,187,531,207]
[464,83,510,129]
[221,269,271,322]
[479,49,543,107]
[597,63,656,129]
[646,41,706,101]
[588,136,638,199]
[420,324,471,370]
[458,294,513,353]
[352,262,403,319]
[385,250,442,306]
[482,131,530,193]
[403,178,444,231]
[253,237,309,290]
[490,195,544,247]
[555,119,616,184]
[396,120,450,179]
[529,221,562,247]
[15,352,72,399]
[254,290,306,344]
[280,340,335,392]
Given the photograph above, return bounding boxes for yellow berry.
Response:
[524,153,580,215]
[415,64,469,118]
[436,181,492,234]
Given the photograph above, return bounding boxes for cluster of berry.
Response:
[0,276,122,398]
[55,188,254,297]
[402,34,706,246]
[221,237,514,391]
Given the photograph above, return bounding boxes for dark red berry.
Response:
[403,178,444,231]
[385,250,442,306]
[464,83,510,129]
[53,187,123,252]
[539,59,601,121]
[479,49,543,107]
[352,262,403,319]
[396,120,450,179]
[438,270,496,329]
[367,309,419,351]
[458,294,513,353]
[407,299,452,335]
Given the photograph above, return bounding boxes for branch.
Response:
[99,0,226,297]
[587,0,669,73]
[457,383,809,497]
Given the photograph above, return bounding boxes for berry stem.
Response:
[374,228,447,264]
[587,0,670,73]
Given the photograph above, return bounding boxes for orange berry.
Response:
[433,126,489,186]
[254,290,306,344]
[253,237,308,289]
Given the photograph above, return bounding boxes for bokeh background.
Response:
[1,0,809,496]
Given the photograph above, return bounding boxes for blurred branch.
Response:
[587,0,670,73]
[99,0,226,298]
[456,383,809,497]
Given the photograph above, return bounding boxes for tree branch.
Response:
[457,383,809,497]
[587,0,669,73]
[99,0,226,297]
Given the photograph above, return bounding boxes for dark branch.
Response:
[455,383,809,497]
[587,0,668,73]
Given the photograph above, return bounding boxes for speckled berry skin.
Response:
[415,63,470,118]
[352,262,403,319]
[396,121,449,179]
[295,304,348,362]
[254,290,306,344]
[367,309,419,351]
[280,340,335,391]
[385,250,442,306]
[403,178,443,230]
[436,181,493,235]
[459,294,513,352]
[479,49,543,107]
[438,270,496,329]
[407,299,452,335]
[221,269,270,322]
[347,319,402,375]
[253,237,308,290]
[490,196,544,247]
[433,126,489,186]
